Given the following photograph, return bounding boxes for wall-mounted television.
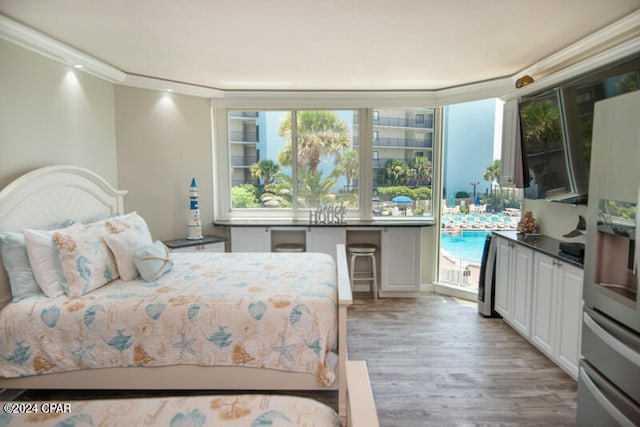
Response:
[519,56,640,205]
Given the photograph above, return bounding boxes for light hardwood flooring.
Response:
[348,293,578,426]
[9,292,578,426]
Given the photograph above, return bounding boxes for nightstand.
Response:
[164,235,227,253]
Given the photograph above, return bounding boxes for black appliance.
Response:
[478,233,501,318]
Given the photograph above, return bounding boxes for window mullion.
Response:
[291,110,298,211]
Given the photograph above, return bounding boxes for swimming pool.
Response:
[440,230,489,262]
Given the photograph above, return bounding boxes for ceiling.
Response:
[2,0,640,91]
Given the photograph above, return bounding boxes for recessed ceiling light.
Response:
[73,64,83,69]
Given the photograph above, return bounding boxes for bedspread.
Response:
[0,252,338,385]
[0,394,340,426]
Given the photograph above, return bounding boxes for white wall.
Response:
[522,199,587,244]
[0,39,118,189]
[0,39,119,301]
[114,86,214,241]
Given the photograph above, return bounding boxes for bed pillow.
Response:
[104,225,153,280]
[0,231,42,301]
[53,225,119,297]
[103,211,148,234]
[24,222,81,298]
[134,241,173,282]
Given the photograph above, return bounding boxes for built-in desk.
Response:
[214,220,435,297]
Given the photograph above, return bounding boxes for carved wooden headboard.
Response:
[0,165,127,306]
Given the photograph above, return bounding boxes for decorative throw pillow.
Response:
[104,212,149,235]
[53,225,119,297]
[24,222,81,298]
[0,231,42,301]
[134,241,173,282]
[104,225,153,281]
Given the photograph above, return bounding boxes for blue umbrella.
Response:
[392,195,413,203]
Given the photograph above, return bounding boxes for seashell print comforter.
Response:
[0,252,338,385]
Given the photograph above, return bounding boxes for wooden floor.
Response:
[348,293,578,427]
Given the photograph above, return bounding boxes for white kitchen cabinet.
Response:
[553,258,584,379]
[380,227,421,294]
[230,227,270,252]
[494,236,534,338]
[531,251,583,379]
[531,252,557,356]
[306,227,346,261]
[511,243,534,338]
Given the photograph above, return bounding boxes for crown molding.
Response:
[501,35,640,101]
[0,15,126,82]
[121,74,224,98]
[514,9,640,83]
[2,11,639,102]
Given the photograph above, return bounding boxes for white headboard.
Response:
[0,165,127,305]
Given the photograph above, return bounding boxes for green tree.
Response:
[333,149,359,191]
[482,159,501,196]
[231,184,259,208]
[297,169,336,208]
[520,98,563,195]
[250,159,280,188]
[263,171,293,207]
[380,159,409,186]
[410,157,432,187]
[278,111,351,174]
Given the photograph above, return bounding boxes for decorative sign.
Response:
[309,202,347,225]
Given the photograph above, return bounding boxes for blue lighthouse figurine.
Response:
[187,178,203,240]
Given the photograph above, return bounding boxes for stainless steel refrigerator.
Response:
[576,90,640,426]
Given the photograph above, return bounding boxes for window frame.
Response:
[213,105,441,222]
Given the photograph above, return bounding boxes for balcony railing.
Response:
[230,155,257,167]
[372,157,433,168]
[354,136,433,149]
[229,130,258,143]
[228,112,259,118]
[354,114,434,129]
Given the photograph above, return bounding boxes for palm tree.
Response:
[410,157,432,187]
[520,97,562,195]
[278,111,351,174]
[483,159,501,196]
[381,159,409,186]
[250,159,280,188]
[333,149,359,192]
[297,169,336,208]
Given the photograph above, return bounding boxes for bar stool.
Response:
[273,243,305,252]
[347,243,378,299]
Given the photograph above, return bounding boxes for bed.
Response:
[0,165,353,418]
[2,361,378,427]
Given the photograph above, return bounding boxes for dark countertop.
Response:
[164,235,227,249]
[493,230,584,269]
[213,219,435,228]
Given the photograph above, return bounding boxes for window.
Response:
[228,110,359,211]
[370,108,435,218]
[219,106,436,221]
